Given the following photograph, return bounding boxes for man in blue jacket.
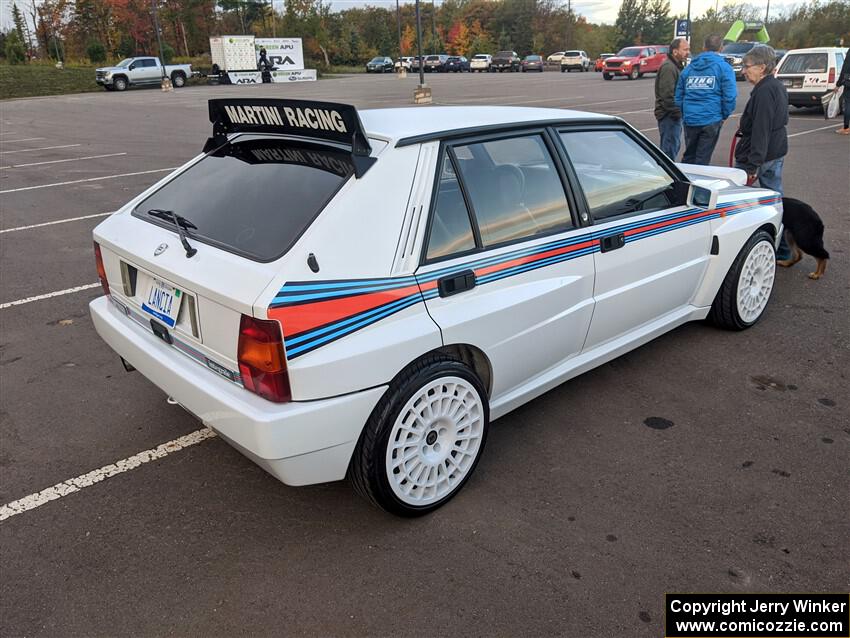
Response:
[675,34,737,164]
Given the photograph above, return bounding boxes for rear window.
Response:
[564,51,581,56]
[778,53,828,74]
[133,138,353,262]
[473,55,489,59]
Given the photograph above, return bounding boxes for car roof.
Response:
[783,47,844,53]
[359,106,615,145]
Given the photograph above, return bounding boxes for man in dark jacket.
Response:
[836,48,850,135]
[654,37,690,159]
[734,45,790,259]
[675,34,737,164]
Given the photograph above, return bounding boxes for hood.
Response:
[688,51,724,71]
[605,55,637,63]
[96,66,125,73]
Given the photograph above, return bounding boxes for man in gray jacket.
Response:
[654,37,690,159]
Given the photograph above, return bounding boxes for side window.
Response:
[144,59,157,67]
[657,46,669,55]
[560,130,676,220]
[454,134,573,247]
[425,154,476,261]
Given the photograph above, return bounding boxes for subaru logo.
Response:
[154,243,168,256]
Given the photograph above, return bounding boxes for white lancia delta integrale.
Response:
[91,99,782,516]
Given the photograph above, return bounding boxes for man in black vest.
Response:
[654,37,690,159]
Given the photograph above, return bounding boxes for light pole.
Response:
[396,0,402,59]
[413,0,431,103]
[271,0,277,37]
[686,0,692,42]
[151,0,171,89]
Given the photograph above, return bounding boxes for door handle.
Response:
[599,233,626,253]
[437,269,476,298]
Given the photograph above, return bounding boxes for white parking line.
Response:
[0,283,100,309]
[1,212,113,234]
[0,152,127,170]
[0,428,217,522]
[0,143,82,155]
[788,124,842,138]
[0,167,177,194]
[1,137,46,144]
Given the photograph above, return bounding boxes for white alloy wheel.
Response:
[735,240,775,323]
[385,376,485,506]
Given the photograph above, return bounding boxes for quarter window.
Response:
[453,135,573,246]
[560,130,675,220]
[425,155,476,260]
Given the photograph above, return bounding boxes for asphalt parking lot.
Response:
[1,71,848,636]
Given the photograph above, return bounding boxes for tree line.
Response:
[2,0,848,67]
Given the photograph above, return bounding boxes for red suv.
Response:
[603,45,669,80]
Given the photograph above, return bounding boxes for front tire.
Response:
[112,76,128,91]
[603,72,612,80]
[349,355,489,517]
[709,230,776,330]
[629,67,640,80]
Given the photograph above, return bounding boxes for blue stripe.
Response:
[286,292,423,347]
[272,279,419,306]
[278,275,419,293]
[288,295,424,357]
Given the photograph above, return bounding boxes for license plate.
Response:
[782,79,792,86]
[141,278,183,328]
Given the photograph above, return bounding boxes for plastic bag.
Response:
[823,85,844,119]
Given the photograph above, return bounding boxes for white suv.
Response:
[470,54,492,72]
[776,47,847,109]
[91,99,782,516]
[561,50,590,72]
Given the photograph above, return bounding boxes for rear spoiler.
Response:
[203,98,376,178]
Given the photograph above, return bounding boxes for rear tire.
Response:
[171,72,186,88]
[709,230,776,330]
[348,355,489,517]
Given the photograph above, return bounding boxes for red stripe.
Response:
[269,282,422,336]
[475,239,597,278]
[624,209,715,237]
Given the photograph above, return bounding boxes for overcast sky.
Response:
[0,0,800,34]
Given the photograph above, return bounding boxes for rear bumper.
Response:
[90,295,386,486]
[787,91,828,107]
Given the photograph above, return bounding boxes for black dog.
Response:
[780,197,829,279]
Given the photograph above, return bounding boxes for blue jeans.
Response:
[657,115,683,160]
[736,157,789,258]
[682,121,723,165]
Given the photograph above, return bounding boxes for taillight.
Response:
[828,67,835,84]
[93,241,110,296]
[238,315,291,403]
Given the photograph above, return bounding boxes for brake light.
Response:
[828,67,835,84]
[93,241,110,296]
[238,315,291,403]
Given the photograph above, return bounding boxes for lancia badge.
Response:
[154,243,168,256]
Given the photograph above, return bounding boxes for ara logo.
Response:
[269,55,296,66]
[686,76,716,90]
[236,77,258,84]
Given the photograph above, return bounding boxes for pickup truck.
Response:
[491,51,520,72]
[95,57,194,91]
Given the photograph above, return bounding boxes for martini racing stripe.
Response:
[271,195,779,359]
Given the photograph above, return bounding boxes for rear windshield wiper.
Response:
[147,209,198,258]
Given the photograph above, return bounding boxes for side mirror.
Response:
[129,63,136,70]
[689,183,718,210]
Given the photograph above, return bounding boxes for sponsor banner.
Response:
[675,18,689,37]
[270,69,317,83]
[256,38,304,70]
[227,71,262,84]
[665,593,849,638]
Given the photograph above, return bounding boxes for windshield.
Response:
[722,42,756,55]
[525,55,541,61]
[473,55,489,59]
[496,51,513,57]
[426,55,441,61]
[116,58,133,68]
[617,47,643,57]
[778,52,828,74]
[368,57,384,64]
[133,138,354,262]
